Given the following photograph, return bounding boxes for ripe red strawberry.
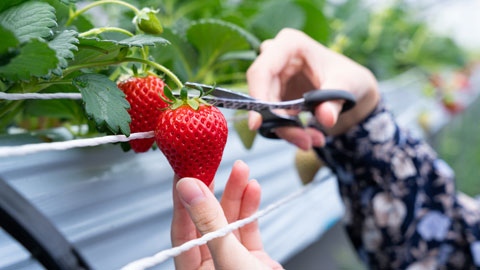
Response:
[154,87,228,186]
[118,75,169,153]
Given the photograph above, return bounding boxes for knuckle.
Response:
[246,65,258,78]
[278,28,297,37]
[194,208,220,233]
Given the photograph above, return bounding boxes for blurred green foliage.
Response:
[119,0,467,83]
[433,98,480,196]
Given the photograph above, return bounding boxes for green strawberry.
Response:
[294,148,323,185]
[134,8,163,35]
[233,110,256,150]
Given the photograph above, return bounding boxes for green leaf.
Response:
[295,0,329,43]
[171,100,183,110]
[218,50,257,62]
[58,0,78,5]
[73,73,131,136]
[24,99,79,119]
[186,19,258,67]
[71,35,169,65]
[24,83,82,119]
[149,28,198,81]
[250,0,305,40]
[116,34,170,47]
[0,24,19,54]
[0,0,27,13]
[0,1,57,43]
[162,86,176,102]
[0,39,58,80]
[48,30,79,73]
[187,99,199,110]
[70,14,95,32]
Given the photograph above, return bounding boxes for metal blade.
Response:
[185,82,255,100]
[196,96,305,111]
[181,82,306,111]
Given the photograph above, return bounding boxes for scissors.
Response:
[183,82,357,139]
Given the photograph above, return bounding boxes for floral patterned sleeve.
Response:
[315,100,480,270]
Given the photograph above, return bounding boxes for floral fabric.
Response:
[316,101,480,270]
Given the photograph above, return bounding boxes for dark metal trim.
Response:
[0,177,92,270]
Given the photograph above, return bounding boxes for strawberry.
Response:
[233,110,256,150]
[294,148,323,185]
[155,86,228,186]
[118,75,169,153]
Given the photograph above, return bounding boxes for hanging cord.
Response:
[121,174,330,270]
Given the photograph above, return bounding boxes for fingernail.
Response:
[176,178,205,206]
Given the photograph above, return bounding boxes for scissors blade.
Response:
[182,82,306,111]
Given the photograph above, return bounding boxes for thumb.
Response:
[176,178,255,267]
[176,177,229,234]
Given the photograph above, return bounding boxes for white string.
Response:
[0,131,154,158]
[121,175,328,270]
[0,114,247,158]
[0,92,82,100]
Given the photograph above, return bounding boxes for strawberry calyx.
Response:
[160,84,212,111]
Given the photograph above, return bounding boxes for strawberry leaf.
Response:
[187,99,199,110]
[49,30,79,68]
[186,19,260,66]
[59,0,79,5]
[0,39,58,81]
[0,1,57,43]
[251,0,305,40]
[162,86,176,102]
[149,28,198,81]
[48,30,79,75]
[71,35,169,65]
[115,35,170,47]
[0,0,27,13]
[171,100,183,110]
[0,24,18,54]
[73,74,131,136]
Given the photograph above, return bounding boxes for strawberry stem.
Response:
[79,27,134,37]
[64,57,184,89]
[66,0,141,26]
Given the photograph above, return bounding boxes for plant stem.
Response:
[37,80,73,85]
[79,27,134,37]
[66,0,141,26]
[64,57,184,89]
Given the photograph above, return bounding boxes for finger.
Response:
[247,39,298,130]
[220,160,250,239]
[305,127,325,147]
[238,179,264,251]
[176,178,255,268]
[274,126,312,150]
[199,179,215,262]
[260,39,274,53]
[171,175,201,269]
[314,101,343,128]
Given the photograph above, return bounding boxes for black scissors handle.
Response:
[259,89,356,139]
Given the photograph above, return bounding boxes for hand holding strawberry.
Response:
[155,86,228,186]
